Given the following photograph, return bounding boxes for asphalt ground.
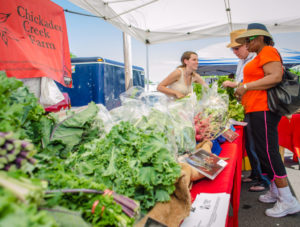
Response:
[238,150,300,227]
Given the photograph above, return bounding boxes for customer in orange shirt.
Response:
[223,29,270,192]
[235,23,300,218]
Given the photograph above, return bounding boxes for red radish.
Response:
[194,126,200,134]
[195,135,202,142]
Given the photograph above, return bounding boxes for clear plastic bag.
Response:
[119,86,145,105]
[168,95,197,155]
[96,104,114,134]
[194,83,229,143]
[109,99,149,126]
[139,92,169,112]
[40,77,65,108]
[115,88,179,157]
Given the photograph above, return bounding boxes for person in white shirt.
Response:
[222,29,256,88]
[157,51,207,99]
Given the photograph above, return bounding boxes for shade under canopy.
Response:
[68,0,300,44]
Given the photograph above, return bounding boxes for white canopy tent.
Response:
[67,0,300,88]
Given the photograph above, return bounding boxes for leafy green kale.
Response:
[0,72,55,145]
[67,121,181,213]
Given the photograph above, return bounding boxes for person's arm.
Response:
[157,69,185,98]
[222,80,238,88]
[235,61,283,96]
[193,73,208,88]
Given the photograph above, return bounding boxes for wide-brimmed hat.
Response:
[235,23,273,44]
[227,29,247,48]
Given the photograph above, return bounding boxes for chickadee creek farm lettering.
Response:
[17,5,62,49]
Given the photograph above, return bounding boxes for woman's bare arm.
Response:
[157,69,184,98]
[193,73,208,87]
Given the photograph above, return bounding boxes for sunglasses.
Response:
[245,35,258,44]
[231,46,242,51]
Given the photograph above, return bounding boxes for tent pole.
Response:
[146,44,150,91]
[123,32,133,90]
[224,0,233,32]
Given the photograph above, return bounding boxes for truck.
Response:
[56,57,145,110]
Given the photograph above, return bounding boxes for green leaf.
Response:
[155,189,170,202]
[138,167,156,188]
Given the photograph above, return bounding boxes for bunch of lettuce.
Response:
[67,121,181,212]
[134,108,178,156]
[0,72,54,146]
[41,102,105,158]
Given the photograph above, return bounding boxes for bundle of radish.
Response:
[194,107,227,143]
[0,132,36,171]
[194,83,229,143]
[194,113,212,142]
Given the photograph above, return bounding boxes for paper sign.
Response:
[181,193,230,227]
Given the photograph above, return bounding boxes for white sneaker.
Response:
[265,197,300,217]
[258,190,277,203]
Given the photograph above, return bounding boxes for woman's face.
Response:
[245,36,261,53]
[232,45,249,60]
[185,54,198,71]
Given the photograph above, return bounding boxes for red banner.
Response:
[0,0,72,87]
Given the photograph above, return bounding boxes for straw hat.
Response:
[227,29,247,48]
[236,23,273,44]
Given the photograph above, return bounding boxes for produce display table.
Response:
[190,126,244,227]
[278,114,300,162]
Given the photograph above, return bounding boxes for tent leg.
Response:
[146,44,150,91]
[123,32,133,90]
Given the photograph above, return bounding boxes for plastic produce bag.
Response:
[139,92,169,112]
[40,77,65,108]
[114,88,179,157]
[19,77,41,99]
[194,83,229,143]
[109,86,150,125]
[168,95,197,155]
[109,99,149,126]
[120,86,145,104]
[135,106,178,158]
[96,104,114,134]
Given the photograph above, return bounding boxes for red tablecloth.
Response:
[278,114,300,161]
[190,126,244,227]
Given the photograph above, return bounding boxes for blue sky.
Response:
[52,0,300,83]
